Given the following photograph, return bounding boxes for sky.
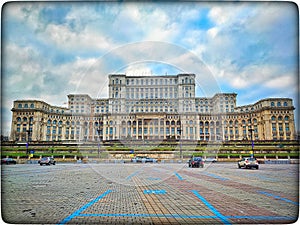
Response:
[1,1,299,136]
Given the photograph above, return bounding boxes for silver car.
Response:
[38,157,56,166]
[238,157,259,169]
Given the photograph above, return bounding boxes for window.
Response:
[277,102,281,107]
[271,102,275,107]
[285,123,290,131]
[272,123,276,131]
[30,103,34,108]
[284,102,288,107]
[18,103,22,108]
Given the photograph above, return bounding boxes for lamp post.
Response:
[96,118,102,158]
[248,114,254,158]
[177,124,183,160]
[26,123,31,155]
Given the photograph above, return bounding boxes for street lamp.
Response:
[96,118,102,158]
[177,124,183,160]
[26,123,31,155]
[248,114,254,158]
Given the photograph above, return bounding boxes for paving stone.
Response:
[1,163,298,224]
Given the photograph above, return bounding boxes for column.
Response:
[142,118,144,140]
[163,119,166,139]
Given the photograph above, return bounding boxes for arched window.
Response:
[271,116,276,121]
[30,103,34,108]
[18,103,22,108]
[284,116,289,121]
[17,117,21,122]
[271,102,275,107]
[24,104,28,108]
[278,116,282,121]
[23,117,27,122]
[277,102,281,107]
[47,119,51,124]
[284,102,288,107]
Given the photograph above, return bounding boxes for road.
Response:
[1,162,299,224]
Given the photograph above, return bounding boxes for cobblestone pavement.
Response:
[1,162,299,224]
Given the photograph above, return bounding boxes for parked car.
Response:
[132,156,157,163]
[1,158,17,165]
[205,157,218,163]
[38,157,56,166]
[238,157,259,169]
[144,157,157,163]
[188,156,204,168]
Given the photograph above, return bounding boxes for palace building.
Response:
[10,74,296,142]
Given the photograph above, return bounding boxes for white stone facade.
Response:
[10,74,296,142]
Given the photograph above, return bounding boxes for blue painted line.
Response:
[57,190,112,225]
[258,191,300,206]
[203,172,229,181]
[147,177,161,180]
[78,213,296,221]
[174,172,184,180]
[144,190,167,194]
[227,215,297,220]
[79,213,217,219]
[191,190,231,224]
[126,171,140,180]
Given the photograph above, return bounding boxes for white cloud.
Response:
[264,75,295,89]
[44,23,113,52]
[207,27,218,39]
[2,2,298,134]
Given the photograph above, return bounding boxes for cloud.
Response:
[2,2,299,135]
[264,75,295,89]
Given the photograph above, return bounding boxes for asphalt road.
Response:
[1,162,299,224]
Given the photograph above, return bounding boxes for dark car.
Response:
[1,158,17,165]
[38,157,56,166]
[188,156,204,168]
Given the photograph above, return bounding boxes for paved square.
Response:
[1,162,299,224]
